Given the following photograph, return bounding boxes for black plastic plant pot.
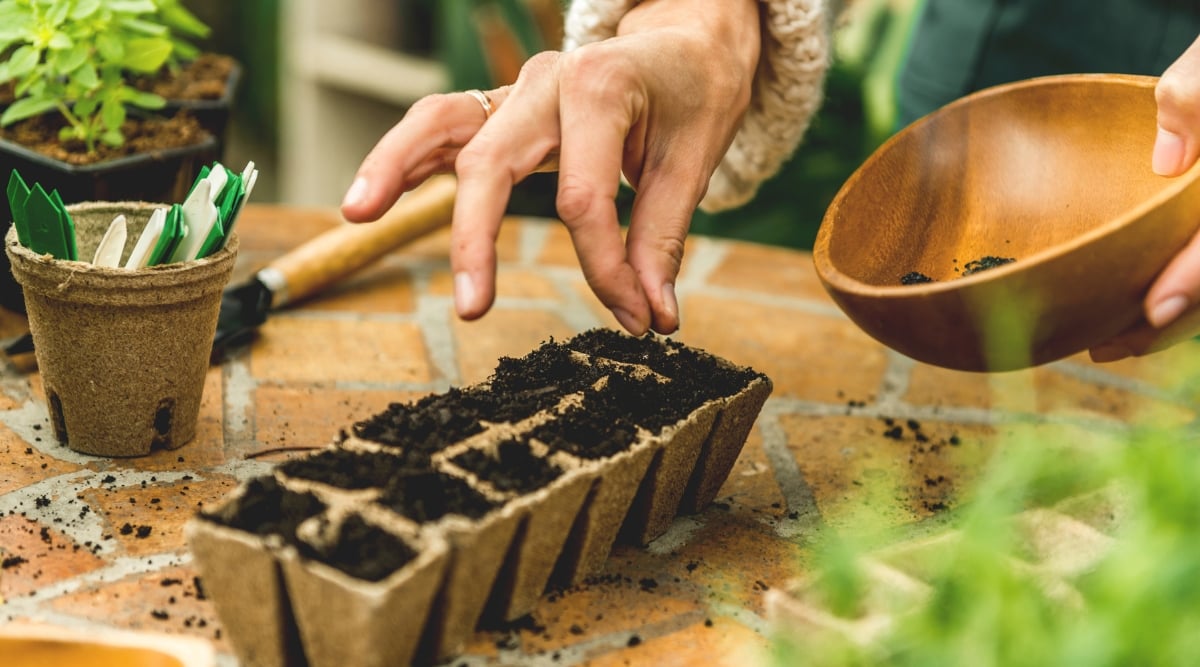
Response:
[0,133,220,313]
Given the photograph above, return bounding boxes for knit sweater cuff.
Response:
[563,0,832,212]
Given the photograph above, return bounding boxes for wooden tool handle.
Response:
[265,175,457,306]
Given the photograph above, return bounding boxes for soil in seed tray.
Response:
[376,471,498,523]
[589,372,704,432]
[901,271,933,284]
[490,341,604,396]
[296,514,416,582]
[531,404,638,460]
[280,448,431,489]
[351,388,487,452]
[203,477,325,539]
[451,438,564,494]
[566,329,759,400]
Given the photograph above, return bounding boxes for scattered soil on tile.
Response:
[451,438,563,494]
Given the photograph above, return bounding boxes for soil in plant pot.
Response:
[131,53,237,101]
[451,438,564,494]
[0,112,209,165]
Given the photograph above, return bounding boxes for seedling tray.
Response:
[187,329,771,667]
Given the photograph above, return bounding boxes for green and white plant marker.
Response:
[7,170,32,248]
[91,215,128,268]
[7,160,257,268]
[167,177,217,264]
[125,207,167,269]
[146,204,184,267]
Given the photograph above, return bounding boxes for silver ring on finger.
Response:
[464,89,493,120]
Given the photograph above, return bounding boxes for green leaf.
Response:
[116,16,168,36]
[158,2,209,38]
[7,44,42,79]
[73,95,98,120]
[95,32,124,62]
[54,40,88,73]
[70,62,99,89]
[101,126,124,147]
[1,95,58,126]
[45,1,69,27]
[107,0,158,13]
[100,97,125,131]
[121,88,165,109]
[47,30,72,50]
[121,36,171,72]
[69,0,102,20]
[169,36,198,61]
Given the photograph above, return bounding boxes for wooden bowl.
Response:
[813,74,1200,372]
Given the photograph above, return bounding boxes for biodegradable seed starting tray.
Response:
[187,329,772,667]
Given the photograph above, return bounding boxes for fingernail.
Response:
[661,283,680,327]
[454,272,477,315]
[1090,343,1132,363]
[342,177,369,208]
[1149,295,1188,328]
[1152,127,1186,176]
[610,307,646,336]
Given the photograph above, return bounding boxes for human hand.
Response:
[340,0,761,336]
[1090,34,1200,362]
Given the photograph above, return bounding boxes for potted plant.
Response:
[0,0,236,313]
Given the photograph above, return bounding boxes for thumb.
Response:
[625,175,705,335]
[1153,36,1200,176]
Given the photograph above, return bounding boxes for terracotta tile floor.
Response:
[2,205,1199,666]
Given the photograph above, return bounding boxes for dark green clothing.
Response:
[897,0,1200,126]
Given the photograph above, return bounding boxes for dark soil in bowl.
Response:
[961,255,1015,276]
[451,438,564,494]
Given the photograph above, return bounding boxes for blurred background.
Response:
[198,0,918,251]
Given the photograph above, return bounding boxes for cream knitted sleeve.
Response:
[563,0,833,212]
